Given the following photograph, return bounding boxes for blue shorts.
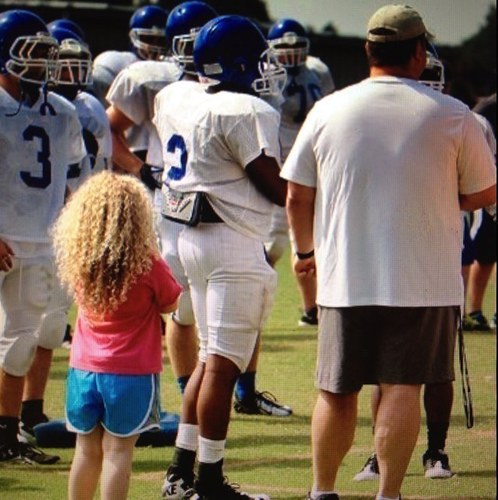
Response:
[65,368,161,437]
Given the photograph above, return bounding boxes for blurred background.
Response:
[0,0,495,105]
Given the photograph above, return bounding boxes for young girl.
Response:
[51,171,182,500]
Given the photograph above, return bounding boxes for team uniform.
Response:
[67,91,112,192]
[153,79,280,371]
[266,56,335,264]
[91,50,148,155]
[0,89,85,377]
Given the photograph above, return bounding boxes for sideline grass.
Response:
[0,250,495,499]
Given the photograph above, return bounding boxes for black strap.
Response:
[458,314,474,429]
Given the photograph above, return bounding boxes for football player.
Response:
[0,9,85,464]
[17,21,113,445]
[92,4,170,163]
[266,18,335,328]
[154,14,287,499]
[106,5,217,432]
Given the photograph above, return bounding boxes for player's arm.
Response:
[246,152,287,206]
[459,184,496,212]
[106,105,143,176]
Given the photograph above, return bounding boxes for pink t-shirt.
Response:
[70,256,182,374]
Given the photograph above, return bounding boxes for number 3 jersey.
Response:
[151,80,281,241]
[0,87,85,245]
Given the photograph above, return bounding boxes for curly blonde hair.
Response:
[52,171,159,316]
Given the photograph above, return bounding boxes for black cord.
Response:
[458,313,474,429]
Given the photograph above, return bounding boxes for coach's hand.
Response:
[293,254,316,277]
[0,239,14,272]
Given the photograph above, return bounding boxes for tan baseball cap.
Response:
[366,4,434,43]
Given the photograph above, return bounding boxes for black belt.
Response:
[199,197,223,223]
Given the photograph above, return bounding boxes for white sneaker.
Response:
[162,468,198,499]
[423,449,454,479]
[354,453,379,481]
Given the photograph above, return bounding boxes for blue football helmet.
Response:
[0,9,58,84]
[194,15,287,96]
[267,18,309,68]
[419,43,445,92]
[49,27,92,89]
[129,5,169,60]
[166,1,217,74]
[47,18,86,42]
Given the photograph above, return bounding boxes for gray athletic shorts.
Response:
[316,306,459,393]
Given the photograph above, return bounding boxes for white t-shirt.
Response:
[0,88,85,247]
[281,76,496,307]
[151,80,281,241]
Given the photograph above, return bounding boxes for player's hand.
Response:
[0,239,14,272]
[140,163,162,191]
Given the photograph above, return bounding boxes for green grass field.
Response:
[0,249,495,500]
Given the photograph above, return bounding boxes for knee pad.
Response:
[0,330,38,376]
[38,308,69,349]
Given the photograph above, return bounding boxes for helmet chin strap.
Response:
[40,82,56,116]
[5,80,56,117]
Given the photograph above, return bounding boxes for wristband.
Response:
[295,249,314,260]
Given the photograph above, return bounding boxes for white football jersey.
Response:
[0,88,85,243]
[91,50,138,107]
[279,55,335,160]
[107,59,182,147]
[152,80,281,240]
[91,50,147,153]
[66,91,112,192]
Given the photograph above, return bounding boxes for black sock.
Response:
[197,459,224,492]
[170,447,196,482]
[21,399,45,427]
[427,421,449,452]
[0,416,20,445]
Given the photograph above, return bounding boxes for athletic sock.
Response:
[427,421,449,452]
[235,371,256,402]
[169,446,196,482]
[21,399,45,426]
[197,458,224,493]
[175,423,198,452]
[0,416,19,445]
[198,435,225,464]
[376,495,401,500]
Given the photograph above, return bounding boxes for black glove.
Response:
[140,163,162,191]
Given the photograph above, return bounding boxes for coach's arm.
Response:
[286,181,316,276]
[459,184,496,212]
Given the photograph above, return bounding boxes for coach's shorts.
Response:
[316,306,459,393]
[471,210,496,264]
[66,369,161,436]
